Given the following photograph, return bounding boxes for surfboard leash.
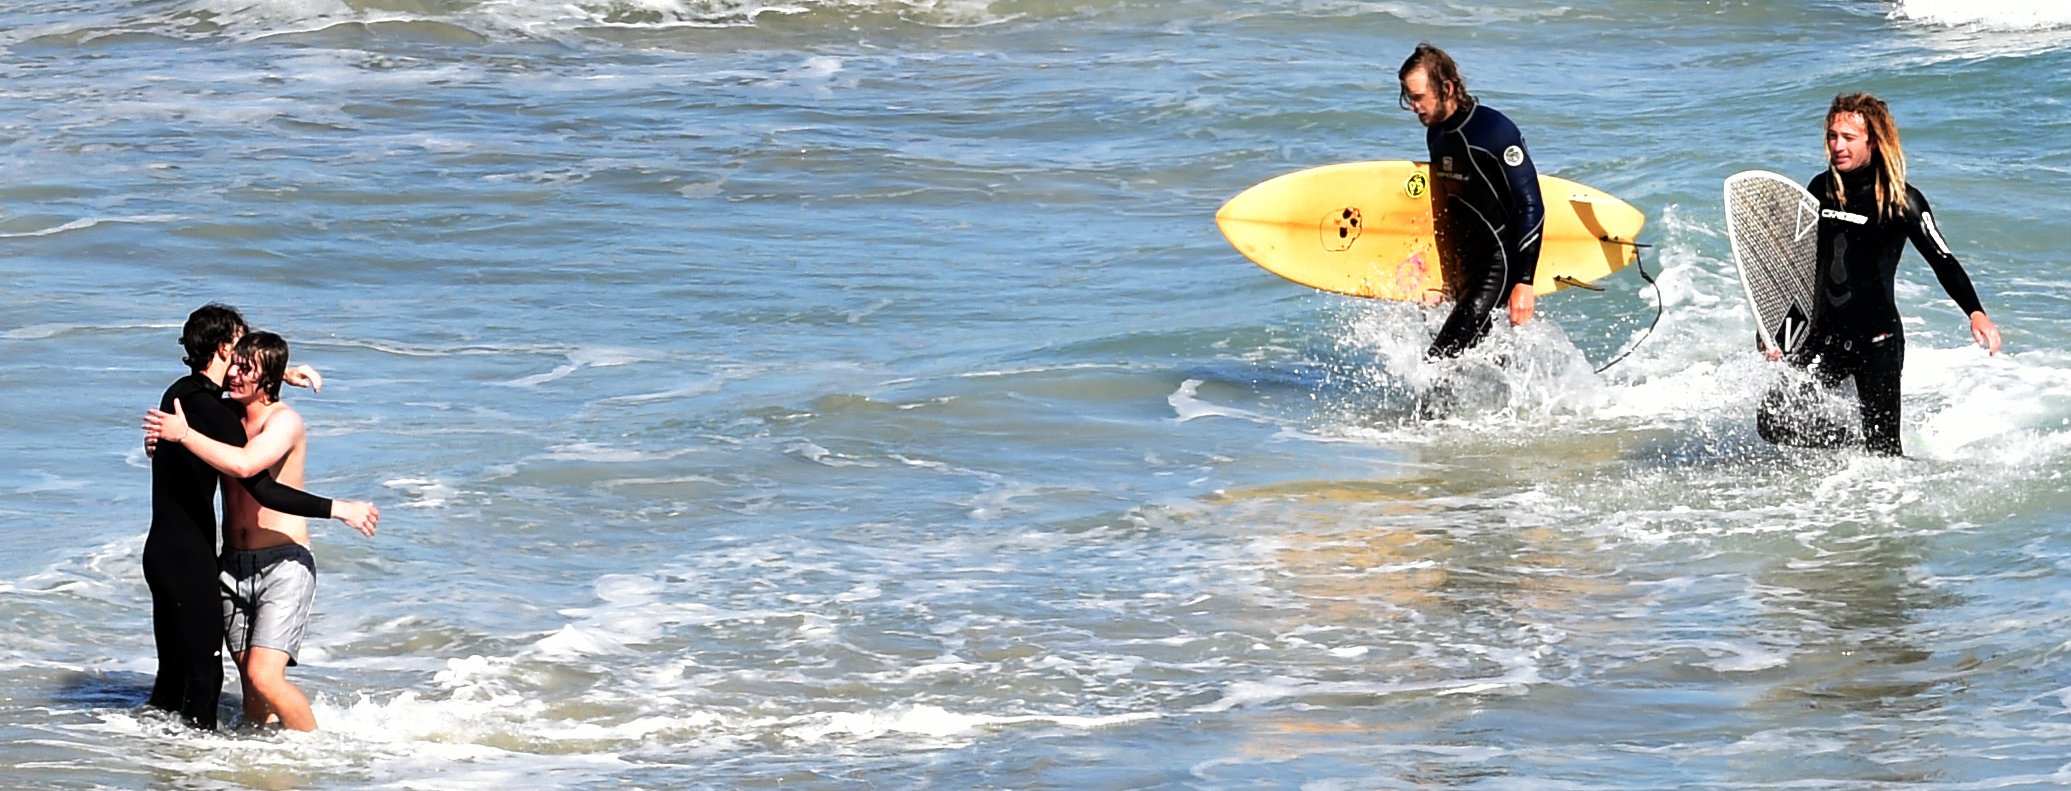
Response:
[1591,243,1660,375]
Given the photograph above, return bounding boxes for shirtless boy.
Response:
[145,332,376,731]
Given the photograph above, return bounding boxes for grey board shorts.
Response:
[220,543,317,665]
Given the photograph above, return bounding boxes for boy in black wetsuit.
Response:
[143,304,379,729]
[1757,93,2002,456]
[1397,43,1546,359]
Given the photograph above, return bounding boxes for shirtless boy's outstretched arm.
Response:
[145,395,378,536]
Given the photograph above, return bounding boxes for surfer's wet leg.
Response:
[1855,334,1905,456]
[1756,379,1803,445]
[236,657,275,727]
[171,572,227,728]
[143,561,188,715]
[1420,267,1502,419]
[143,539,226,729]
[237,648,313,731]
[1757,343,1860,449]
[1857,371,1903,456]
[1425,203,1506,360]
[1757,378,1850,448]
[1426,302,1494,360]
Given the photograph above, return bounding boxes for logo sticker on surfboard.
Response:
[1319,207,1361,252]
[1403,172,1428,200]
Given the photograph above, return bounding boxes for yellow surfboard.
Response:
[1215,161,1646,301]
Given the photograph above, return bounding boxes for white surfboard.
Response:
[1724,171,1821,355]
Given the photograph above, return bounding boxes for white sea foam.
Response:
[0,215,181,239]
[1194,669,1539,714]
[1168,378,1266,423]
[114,0,1024,43]
[1891,0,2071,28]
[0,535,146,604]
[1886,0,2071,59]
[1905,347,2071,460]
[490,345,661,389]
[1689,639,1791,672]
[1314,202,2071,476]
[965,479,1043,520]
[2,324,72,340]
[778,703,1154,744]
[533,624,635,658]
[539,441,686,463]
[593,374,728,406]
[500,362,579,388]
[552,574,733,646]
[310,616,1155,762]
[786,439,874,467]
[381,476,456,509]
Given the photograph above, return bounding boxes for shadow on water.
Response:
[1177,339,1530,429]
[1596,416,1824,473]
[49,666,275,741]
[48,669,247,730]
[53,669,153,710]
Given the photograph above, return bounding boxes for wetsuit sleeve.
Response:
[1500,133,1545,289]
[177,389,334,519]
[179,388,246,447]
[1906,187,1985,316]
[236,473,333,519]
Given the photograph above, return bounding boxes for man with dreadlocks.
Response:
[1397,43,1546,360]
[1758,92,2002,456]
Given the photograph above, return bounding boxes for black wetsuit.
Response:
[1757,165,1985,456]
[1424,101,1546,358]
[143,373,331,729]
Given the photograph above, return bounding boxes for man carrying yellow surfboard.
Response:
[1398,43,1546,358]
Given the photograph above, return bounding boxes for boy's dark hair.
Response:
[180,303,246,373]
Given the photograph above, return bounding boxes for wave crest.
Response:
[1891,0,2071,30]
[6,0,1021,47]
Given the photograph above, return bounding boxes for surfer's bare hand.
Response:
[144,400,190,444]
[1764,347,1783,361]
[285,364,323,393]
[1507,283,1535,325]
[333,500,380,537]
[1970,311,2001,355]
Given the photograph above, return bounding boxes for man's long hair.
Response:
[1825,92,1909,221]
[235,331,289,403]
[180,303,246,373]
[1397,43,1474,112]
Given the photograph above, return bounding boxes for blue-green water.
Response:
[5,0,2071,787]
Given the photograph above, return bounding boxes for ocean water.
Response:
[5,0,2071,787]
